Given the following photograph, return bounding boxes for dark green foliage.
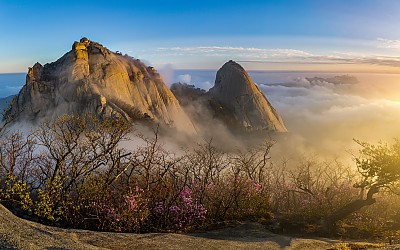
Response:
[354,139,400,190]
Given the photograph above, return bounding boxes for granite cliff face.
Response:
[209,60,287,132]
[171,61,287,134]
[4,38,195,134]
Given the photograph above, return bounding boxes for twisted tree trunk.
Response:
[325,185,379,234]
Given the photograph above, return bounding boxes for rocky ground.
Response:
[0,204,397,250]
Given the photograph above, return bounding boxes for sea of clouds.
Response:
[163,70,400,163]
[262,74,400,161]
[2,70,400,164]
[0,73,24,98]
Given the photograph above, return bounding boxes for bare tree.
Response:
[33,114,132,221]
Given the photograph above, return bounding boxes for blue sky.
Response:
[1,0,400,72]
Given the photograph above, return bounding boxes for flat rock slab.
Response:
[1,204,390,250]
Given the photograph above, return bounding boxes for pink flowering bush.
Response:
[152,187,206,230]
[3,115,400,237]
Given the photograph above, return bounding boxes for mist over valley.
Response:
[2,6,400,244]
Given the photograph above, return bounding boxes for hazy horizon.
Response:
[2,69,400,163]
[3,69,400,97]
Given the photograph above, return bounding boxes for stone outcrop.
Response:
[171,61,287,133]
[209,60,286,132]
[4,38,195,134]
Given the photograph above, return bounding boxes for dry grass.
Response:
[329,242,386,250]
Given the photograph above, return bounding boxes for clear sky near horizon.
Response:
[1,0,400,73]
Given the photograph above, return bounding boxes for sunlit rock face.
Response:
[4,38,195,134]
[209,60,287,132]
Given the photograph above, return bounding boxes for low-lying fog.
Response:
[2,71,400,165]
[164,70,400,163]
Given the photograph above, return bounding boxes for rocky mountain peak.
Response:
[27,62,43,83]
[72,38,111,58]
[209,60,287,132]
[4,38,196,134]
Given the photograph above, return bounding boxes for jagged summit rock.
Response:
[170,61,287,136]
[4,38,195,134]
[209,60,287,132]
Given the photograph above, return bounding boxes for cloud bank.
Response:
[165,69,400,164]
[377,38,400,49]
[155,44,400,70]
[0,73,25,98]
[258,74,400,162]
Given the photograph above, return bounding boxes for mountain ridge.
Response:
[171,61,287,134]
[4,38,196,134]
[3,39,287,137]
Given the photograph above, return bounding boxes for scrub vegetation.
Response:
[1,114,400,243]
